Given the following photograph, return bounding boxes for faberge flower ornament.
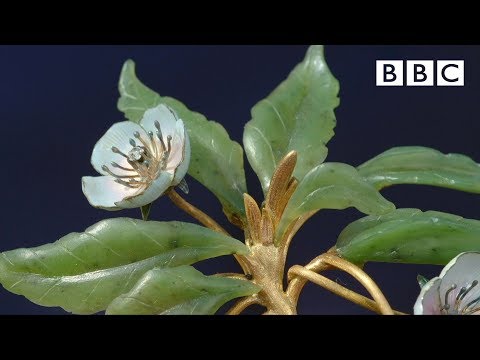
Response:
[414,252,480,315]
[7,46,480,315]
[82,104,190,210]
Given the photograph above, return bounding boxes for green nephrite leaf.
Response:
[243,45,340,194]
[0,218,247,314]
[336,209,480,265]
[118,60,247,223]
[106,265,260,315]
[277,163,395,241]
[358,146,480,193]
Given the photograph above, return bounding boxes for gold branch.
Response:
[286,256,330,304]
[320,254,394,315]
[227,295,263,315]
[289,266,405,315]
[167,189,252,275]
[213,273,248,280]
[168,189,230,235]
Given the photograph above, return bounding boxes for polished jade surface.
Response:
[243,46,339,194]
[107,266,260,315]
[277,163,395,241]
[337,209,480,265]
[0,219,247,314]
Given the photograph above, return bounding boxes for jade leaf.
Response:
[277,163,395,241]
[243,45,340,194]
[118,60,247,224]
[336,209,480,265]
[0,218,247,314]
[106,265,260,315]
[358,146,480,193]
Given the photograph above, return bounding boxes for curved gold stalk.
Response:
[167,189,230,235]
[227,295,264,315]
[288,266,405,315]
[320,254,394,315]
[167,189,252,275]
[287,252,395,315]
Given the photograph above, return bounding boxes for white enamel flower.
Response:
[82,104,190,210]
[414,252,480,315]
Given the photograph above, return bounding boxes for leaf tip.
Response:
[306,45,325,57]
[123,58,136,70]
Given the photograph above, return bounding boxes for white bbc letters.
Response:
[406,60,434,86]
[376,60,404,86]
[436,61,464,86]
[376,60,464,87]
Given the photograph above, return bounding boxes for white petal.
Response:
[116,170,174,208]
[439,252,480,310]
[140,104,177,150]
[172,129,191,186]
[166,119,191,185]
[167,119,186,169]
[82,176,141,210]
[91,121,147,176]
[414,277,442,315]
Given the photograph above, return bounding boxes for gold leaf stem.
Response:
[320,254,394,315]
[168,189,230,235]
[167,189,252,275]
[287,252,394,315]
[288,266,405,315]
[226,295,263,315]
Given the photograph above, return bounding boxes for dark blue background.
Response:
[1,45,479,315]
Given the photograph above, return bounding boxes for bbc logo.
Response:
[376,60,464,86]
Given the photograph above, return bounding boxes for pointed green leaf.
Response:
[0,218,247,314]
[336,209,480,265]
[277,163,395,241]
[106,265,260,315]
[243,45,340,194]
[118,60,247,223]
[358,146,480,193]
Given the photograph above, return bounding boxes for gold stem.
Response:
[288,266,405,315]
[167,189,230,235]
[279,210,317,267]
[167,189,252,275]
[226,295,263,315]
[286,258,330,305]
[319,254,394,315]
[213,273,248,280]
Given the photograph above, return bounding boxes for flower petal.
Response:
[172,131,190,185]
[116,170,174,208]
[165,119,191,185]
[91,121,147,176]
[82,176,141,210]
[166,119,185,167]
[140,104,177,149]
[414,277,442,315]
[439,252,480,311]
